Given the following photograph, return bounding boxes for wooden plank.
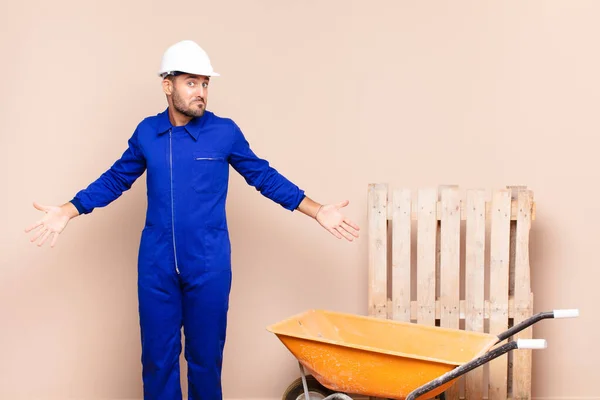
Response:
[416,188,437,325]
[488,189,512,400]
[507,188,518,397]
[392,189,412,322]
[512,189,534,400]
[440,186,461,328]
[408,297,523,320]
[386,199,535,221]
[465,189,486,400]
[368,184,388,319]
[435,185,458,324]
[439,186,461,399]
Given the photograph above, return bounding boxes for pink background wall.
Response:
[1,1,596,399]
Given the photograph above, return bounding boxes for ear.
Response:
[162,78,173,96]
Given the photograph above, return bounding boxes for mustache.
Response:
[192,97,205,104]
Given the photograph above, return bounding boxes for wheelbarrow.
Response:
[267,308,579,400]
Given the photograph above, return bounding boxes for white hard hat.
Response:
[158,40,220,78]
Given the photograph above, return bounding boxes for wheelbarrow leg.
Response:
[297,361,352,400]
[298,361,311,399]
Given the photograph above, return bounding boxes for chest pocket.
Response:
[192,151,228,193]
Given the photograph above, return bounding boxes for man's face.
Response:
[169,74,209,118]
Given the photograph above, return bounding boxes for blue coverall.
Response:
[70,108,306,399]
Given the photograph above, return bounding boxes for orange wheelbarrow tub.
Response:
[267,308,579,400]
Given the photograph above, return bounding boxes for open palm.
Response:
[24,202,73,247]
[316,200,360,241]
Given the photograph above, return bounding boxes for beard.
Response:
[172,88,206,118]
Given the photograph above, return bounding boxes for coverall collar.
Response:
[156,107,209,141]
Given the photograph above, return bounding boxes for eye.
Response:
[187,81,195,87]
[202,82,209,88]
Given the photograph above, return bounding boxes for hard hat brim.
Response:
[159,70,220,78]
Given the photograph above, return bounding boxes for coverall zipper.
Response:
[169,129,180,275]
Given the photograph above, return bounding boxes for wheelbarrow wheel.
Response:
[282,375,335,400]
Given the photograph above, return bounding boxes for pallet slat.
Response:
[416,189,438,325]
[440,187,461,400]
[368,184,388,319]
[385,199,535,221]
[392,189,412,322]
[407,297,525,320]
[440,187,461,328]
[465,189,486,400]
[489,189,512,400]
[512,190,534,399]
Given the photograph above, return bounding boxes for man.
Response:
[24,40,360,400]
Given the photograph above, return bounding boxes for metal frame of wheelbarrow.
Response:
[295,309,579,400]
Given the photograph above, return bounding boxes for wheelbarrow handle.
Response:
[496,309,579,343]
[553,309,579,318]
[405,309,577,400]
[406,337,554,400]
[517,339,547,349]
[406,340,522,400]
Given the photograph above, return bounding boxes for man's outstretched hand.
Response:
[24,202,79,248]
[298,197,360,242]
[315,200,360,241]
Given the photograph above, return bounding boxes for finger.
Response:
[30,226,47,242]
[37,229,52,247]
[341,222,360,238]
[50,232,60,248]
[335,226,354,242]
[328,227,343,239]
[335,200,350,209]
[343,222,360,236]
[33,202,49,212]
[344,218,360,231]
[25,220,44,233]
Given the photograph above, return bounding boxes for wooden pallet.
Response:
[367,184,535,400]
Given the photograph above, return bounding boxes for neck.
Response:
[168,107,193,127]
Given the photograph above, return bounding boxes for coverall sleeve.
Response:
[70,128,147,215]
[228,124,305,211]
